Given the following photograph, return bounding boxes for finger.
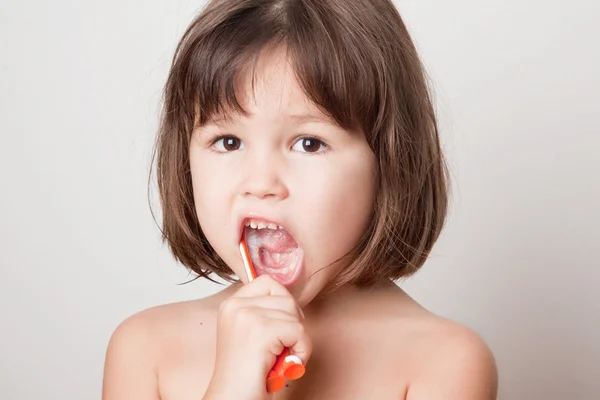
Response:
[237,296,302,319]
[267,320,311,364]
[253,308,299,323]
[234,274,292,298]
[289,327,312,365]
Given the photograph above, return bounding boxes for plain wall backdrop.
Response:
[1,0,598,399]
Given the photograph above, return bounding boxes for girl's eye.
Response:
[292,137,327,153]
[213,136,243,152]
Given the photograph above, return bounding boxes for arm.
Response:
[102,313,160,400]
[406,327,498,400]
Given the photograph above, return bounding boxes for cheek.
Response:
[190,157,214,215]
[298,152,375,260]
[190,152,232,212]
[189,154,231,244]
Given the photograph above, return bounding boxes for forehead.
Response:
[205,47,335,127]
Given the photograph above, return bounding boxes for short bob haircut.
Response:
[152,0,449,289]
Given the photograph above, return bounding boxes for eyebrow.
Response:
[204,111,336,126]
[203,113,237,126]
[287,112,337,125]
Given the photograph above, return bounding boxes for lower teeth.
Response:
[260,252,298,274]
[249,247,300,275]
[263,265,291,274]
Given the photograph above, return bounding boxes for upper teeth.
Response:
[245,219,283,230]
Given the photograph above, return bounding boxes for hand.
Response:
[204,275,311,400]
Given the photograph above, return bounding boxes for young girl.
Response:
[103,0,497,399]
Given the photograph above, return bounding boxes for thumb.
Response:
[289,329,312,365]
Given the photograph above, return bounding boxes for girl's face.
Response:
[189,48,376,306]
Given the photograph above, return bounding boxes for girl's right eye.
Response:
[212,135,244,152]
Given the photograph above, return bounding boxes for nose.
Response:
[238,152,289,200]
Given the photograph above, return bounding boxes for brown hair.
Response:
[151,0,449,288]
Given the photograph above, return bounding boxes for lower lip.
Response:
[254,248,304,287]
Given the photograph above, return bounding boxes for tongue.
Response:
[244,227,299,271]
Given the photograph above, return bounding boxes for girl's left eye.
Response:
[292,137,328,153]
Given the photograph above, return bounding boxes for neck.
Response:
[303,279,400,320]
[219,278,401,319]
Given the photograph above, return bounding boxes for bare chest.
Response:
[157,325,409,400]
[159,358,406,400]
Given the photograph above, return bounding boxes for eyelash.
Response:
[208,135,330,155]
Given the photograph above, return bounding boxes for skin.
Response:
[102,47,498,400]
[188,47,376,306]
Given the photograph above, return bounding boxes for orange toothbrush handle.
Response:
[276,348,306,380]
[239,238,306,393]
[266,348,305,392]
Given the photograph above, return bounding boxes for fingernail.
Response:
[297,306,305,320]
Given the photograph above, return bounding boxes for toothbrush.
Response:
[239,236,306,393]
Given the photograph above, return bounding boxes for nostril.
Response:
[238,172,289,200]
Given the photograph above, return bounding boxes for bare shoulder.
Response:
[398,307,498,399]
[329,284,497,399]
[102,291,225,400]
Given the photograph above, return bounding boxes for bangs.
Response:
[166,0,388,141]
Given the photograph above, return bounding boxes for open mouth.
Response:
[242,218,304,286]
